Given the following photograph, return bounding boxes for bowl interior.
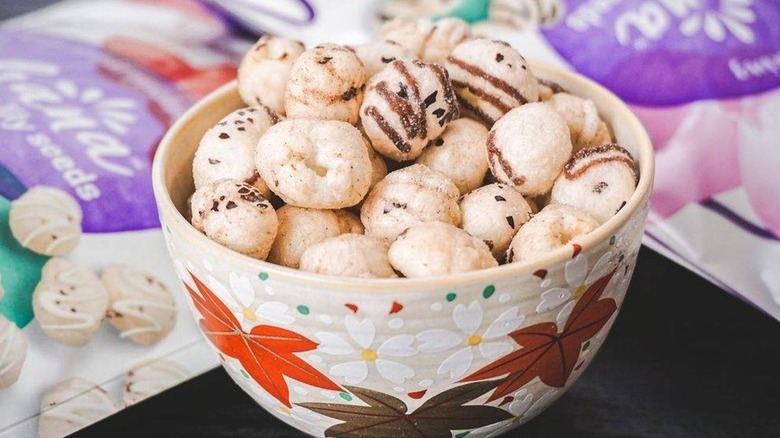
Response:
[153,61,654,290]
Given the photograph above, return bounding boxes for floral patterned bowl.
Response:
[152,61,654,437]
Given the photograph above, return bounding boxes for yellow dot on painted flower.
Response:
[573,285,588,299]
[242,307,257,321]
[467,334,482,346]
[361,349,378,362]
[277,406,292,415]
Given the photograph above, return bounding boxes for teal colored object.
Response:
[433,0,490,23]
[0,195,49,328]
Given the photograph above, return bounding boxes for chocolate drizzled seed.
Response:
[435,138,444,146]
[564,143,638,184]
[452,79,513,114]
[487,131,525,185]
[494,195,506,202]
[218,121,227,126]
[317,56,333,64]
[226,201,237,209]
[495,53,504,62]
[208,158,220,165]
[484,240,494,250]
[447,56,527,105]
[381,56,395,63]
[219,133,230,139]
[458,96,494,125]
[238,127,245,131]
[433,108,445,118]
[238,111,245,116]
[211,201,219,212]
[235,120,244,125]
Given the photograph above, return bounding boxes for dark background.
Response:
[4,2,780,437]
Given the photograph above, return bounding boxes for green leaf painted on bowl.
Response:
[446,292,457,302]
[297,305,310,315]
[258,272,269,281]
[483,285,495,299]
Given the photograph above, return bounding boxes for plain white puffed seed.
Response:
[507,204,600,263]
[416,118,489,194]
[267,206,356,269]
[300,234,396,278]
[378,17,471,65]
[548,93,612,152]
[285,43,367,124]
[238,36,305,114]
[256,119,372,209]
[389,221,497,278]
[333,209,365,234]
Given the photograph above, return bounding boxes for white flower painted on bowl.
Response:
[206,272,294,330]
[315,316,416,385]
[537,251,614,314]
[679,0,756,44]
[417,301,525,379]
[475,389,560,438]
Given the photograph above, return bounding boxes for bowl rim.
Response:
[152,60,655,293]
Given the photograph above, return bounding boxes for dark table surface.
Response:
[5,2,780,438]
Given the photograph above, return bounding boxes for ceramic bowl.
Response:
[152,61,654,438]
